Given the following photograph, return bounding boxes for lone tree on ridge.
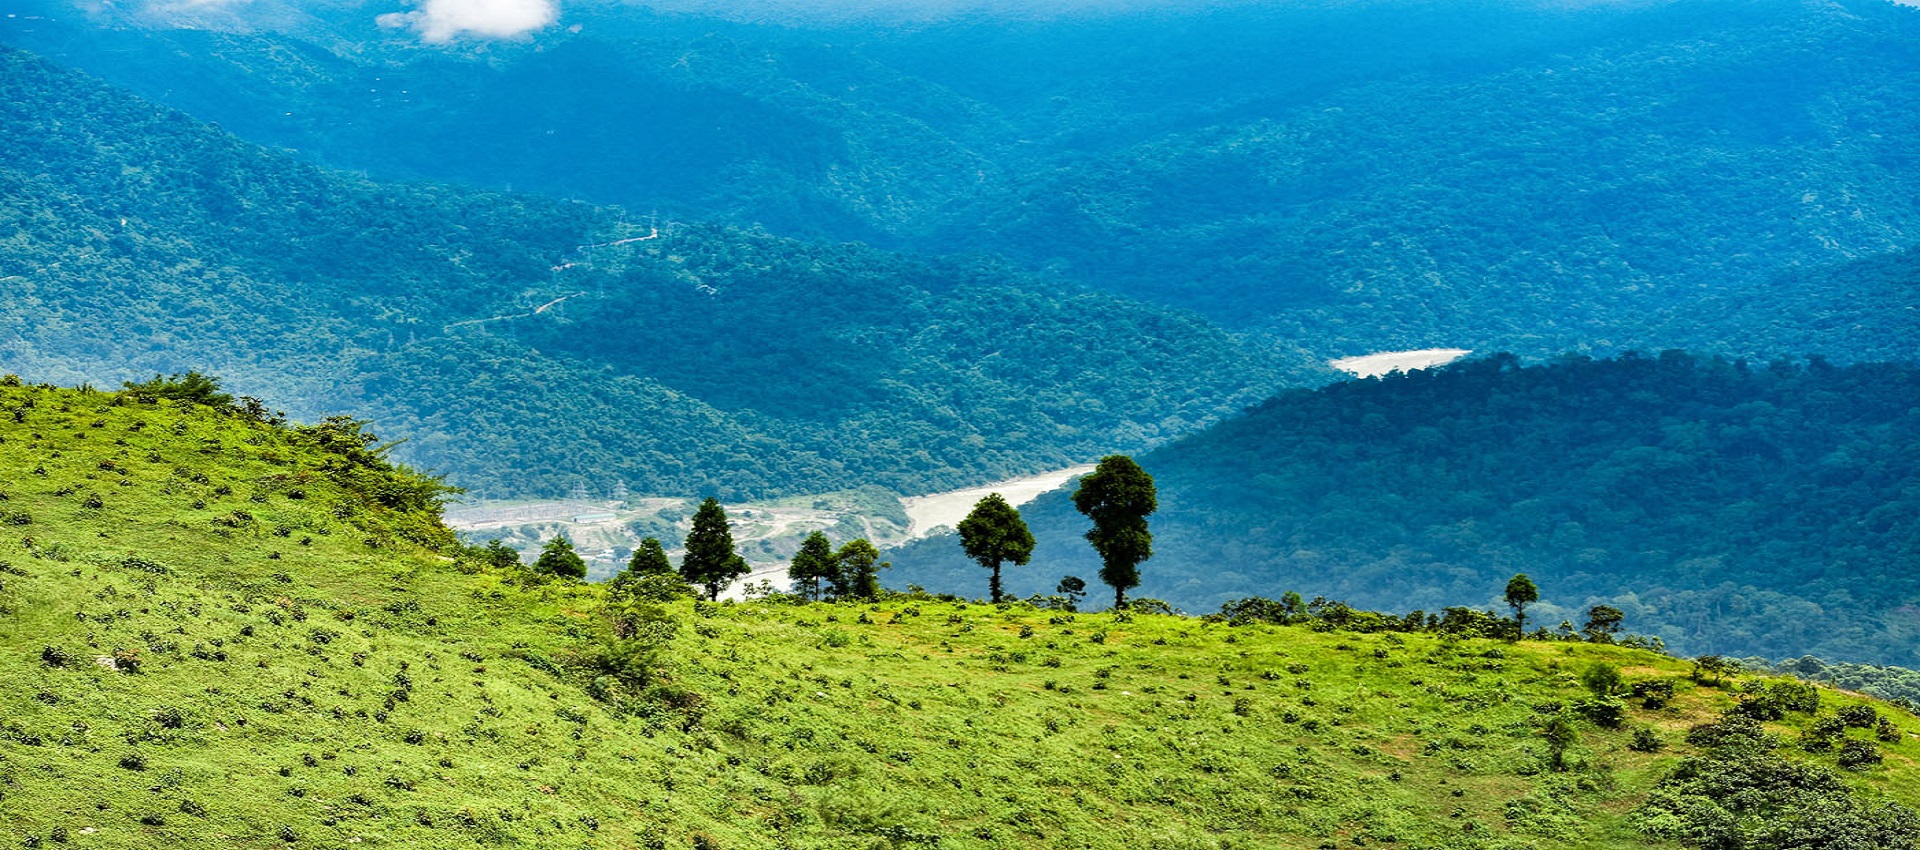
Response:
[957,492,1036,604]
[681,498,748,601]
[1072,455,1157,609]
[1505,573,1539,640]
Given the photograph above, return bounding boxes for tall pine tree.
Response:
[681,498,748,601]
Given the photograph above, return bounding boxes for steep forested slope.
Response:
[889,352,1920,664]
[8,0,1918,362]
[5,379,1920,849]
[0,45,1296,498]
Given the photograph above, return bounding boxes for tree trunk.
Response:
[1114,587,1126,610]
[990,565,1003,604]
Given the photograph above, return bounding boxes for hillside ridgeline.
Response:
[5,378,1920,848]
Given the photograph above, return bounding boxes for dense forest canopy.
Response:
[5,0,1917,363]
[0,45,1298,498]
[889,352,1920,664]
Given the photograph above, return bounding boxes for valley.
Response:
[445,463,1098,595]
[2,0,1920,842]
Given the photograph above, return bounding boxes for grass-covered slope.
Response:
[0,45,1299,499]
[889,352,1920,664]
[5,379,1920,848]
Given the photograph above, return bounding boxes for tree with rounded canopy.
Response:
[834,538,886,601]
[1583,604,1625,643]
[788,531,837,601]
[957,492,1035,603]
[681,497,748,601]
[1072,455,1157,609]
[534,534,587,580]
[1505,573,1539,640]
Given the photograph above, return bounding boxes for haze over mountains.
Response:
[7,0,1917,345]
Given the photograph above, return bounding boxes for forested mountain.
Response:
[7,0,1918,363]
[0,46,1298,498]
[888,352,1920,664]
[5,378,1920,848]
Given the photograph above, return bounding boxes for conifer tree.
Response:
[681,498,748,601]
[628,537,673,575]
[788,531,836,601]
[1072,455,1157,609]
[611,537,672,593]
[957,493,1035,604]
[534,534,587,580]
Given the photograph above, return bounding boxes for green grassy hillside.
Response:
[4,378,1920,848]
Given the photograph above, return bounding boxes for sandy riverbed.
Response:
[900,464,1097,538]
[1329,348,1472,378]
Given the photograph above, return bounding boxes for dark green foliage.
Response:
[1754,656,1920,708]
[1054,576,1086,610]
[787,532,837,602]
[833,539,886,602]
[1639,714,1918,847]
[24,0,1920,380]
[611,537,673,594]
[1629,727,1664,753]
[1503,574,1539,640]
[479,540,522,571]
[1542,715,1577,771]
[1803,714,1848,753]
[1631,680,1675,710]
[1072,456,1156,610]
[120,372,233,409]
[1838,739,1885,771]
[1581,663,1622,697]
[534,536,587,580]
[1693,656,1740,687]
[625,538,672,576]
[1583,605,1624,643]
[1840,705,1881,728]
[1574,697,1626,730]
[680,499,746,602]
[956,493,1035,604]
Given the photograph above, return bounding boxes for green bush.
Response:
[1631,679,1674,710]
[1837,739,1883,770]
[1629,727,1663,752]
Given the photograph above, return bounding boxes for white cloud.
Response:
[377,0,558,42]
